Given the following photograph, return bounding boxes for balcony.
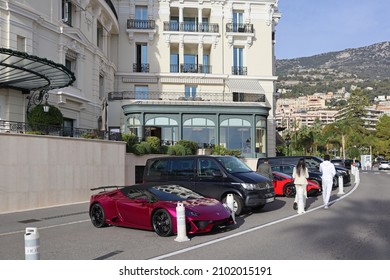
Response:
[226,23,254,33]
[170,64,212,74]
[232,66,247,75]
[133,63,150,73]
[163,22,219,33]
[108,90,265,103]
[127,19,155,30]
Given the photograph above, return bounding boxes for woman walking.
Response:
[292,158,309,214]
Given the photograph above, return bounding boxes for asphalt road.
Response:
[1,170,389,260]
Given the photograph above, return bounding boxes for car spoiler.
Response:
[90,186,121,191]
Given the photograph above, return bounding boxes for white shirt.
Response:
[319,160,336,181]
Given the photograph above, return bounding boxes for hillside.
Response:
[275,41,390,97]
[276,41,390,79]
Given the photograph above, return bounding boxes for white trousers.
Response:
[322,179,333,206]
[296,184,306,214]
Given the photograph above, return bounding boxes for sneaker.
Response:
[293,202,298,210]
[324,205,328,209]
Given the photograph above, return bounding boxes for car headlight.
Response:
[241,182,271,190]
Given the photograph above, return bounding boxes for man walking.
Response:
[257,158,273,181]
[319,154,336,209]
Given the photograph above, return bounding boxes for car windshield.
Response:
[148,185,203,201]
[216,156,252,173]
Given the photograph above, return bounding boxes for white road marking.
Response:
[0,219,90,237]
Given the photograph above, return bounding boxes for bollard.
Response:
[337,176,344,194]
[25,227,40,260]
[226,194,236,224]
[355,169,360,183]
[174,203,190,242]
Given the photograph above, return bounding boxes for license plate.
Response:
[266,197,275,203]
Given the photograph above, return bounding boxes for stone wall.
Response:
[0,133,126,213]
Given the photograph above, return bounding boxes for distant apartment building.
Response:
[0,0,281,158]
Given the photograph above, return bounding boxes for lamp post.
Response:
[285,133,291,156]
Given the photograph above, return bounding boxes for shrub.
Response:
[177,140,198,155]
[211,145,241,157]
[167,144,187,155]
[122,133,139,153]
[27,105,63,126]
[146,136,161,153]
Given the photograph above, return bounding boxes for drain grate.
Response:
[18,219,42,224]
[41,211,89,220]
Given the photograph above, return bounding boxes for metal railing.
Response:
[226,23,254,33]
[163,22,219,33]
[232,66,248,75]
[108,90,265,103]
[0,120,122,141]
[127,19,155,29]
[133,63,150,72]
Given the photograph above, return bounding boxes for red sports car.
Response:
[272,171,321,197]
[89,183,234,237]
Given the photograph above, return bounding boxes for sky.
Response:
[275,0,390,59]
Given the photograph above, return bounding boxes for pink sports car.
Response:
[89,184,234,237]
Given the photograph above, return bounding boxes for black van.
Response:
[257,156,351,186]
[143,155,275,215]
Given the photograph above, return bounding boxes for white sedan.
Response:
[379,161,390,170]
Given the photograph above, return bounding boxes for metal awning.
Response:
[0,48,75,92]
[226,79,265,94]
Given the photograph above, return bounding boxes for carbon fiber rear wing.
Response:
[90,186,121,191]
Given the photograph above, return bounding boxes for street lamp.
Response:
[285,133,291,156]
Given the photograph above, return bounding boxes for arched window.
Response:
[220,118,252,154]
[183,117,215,147]
[145,117,178,144]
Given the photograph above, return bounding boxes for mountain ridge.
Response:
[276,41,390,80]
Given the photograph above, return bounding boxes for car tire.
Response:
[152,209,173,237]
[90,203,107,228]
[283,183,296,198]
[223,194,244,216]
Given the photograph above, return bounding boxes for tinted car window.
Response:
[216,156,252,173]
[197,158,221,177]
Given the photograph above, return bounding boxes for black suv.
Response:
[257,156,351,187]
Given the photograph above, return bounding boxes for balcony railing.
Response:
[171,64,211,74]
[226,23,254,33]
[0,120,122,140]
[232,66,247,75]
[108,91,265,103]
[127,19,155,29]
[133,63,150,73]
[163,22,219,33]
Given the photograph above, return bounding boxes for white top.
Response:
[292,167,309,185]
[319,160,336,181]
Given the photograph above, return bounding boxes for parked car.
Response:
[89,184,234,237]
[331,158,345,168]
[379,160,390,170]
[272,171,321,197]
[270,163,323,187]
[257,156,351,187]
[143,155,275,215]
